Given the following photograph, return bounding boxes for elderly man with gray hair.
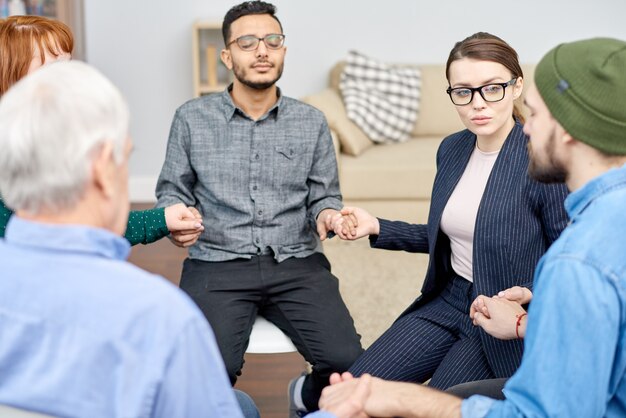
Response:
[0,61,252,417]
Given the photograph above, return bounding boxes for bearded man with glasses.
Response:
[155,2,363,417]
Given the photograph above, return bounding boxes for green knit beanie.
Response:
[535,38,626,155]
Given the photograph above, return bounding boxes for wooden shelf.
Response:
[198,83,229,95]
[192,20,231,97]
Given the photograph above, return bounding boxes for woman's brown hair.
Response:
[0,15,73,96]
[446,32,525,123]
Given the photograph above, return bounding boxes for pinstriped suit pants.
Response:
[349,274,495,389]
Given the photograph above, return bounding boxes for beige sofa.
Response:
[301,61,535,347]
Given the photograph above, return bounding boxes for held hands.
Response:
[469,285,532,319]
[328,206,380,241]
[317,208,358,241]
[164,204,204,248]
[319,372,371,418]
[321,372,439,418]
[470,295,528,340]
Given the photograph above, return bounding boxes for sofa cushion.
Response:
[301,88,373,156]
[332,62,464,139]
[339,51,421,143]
[339,136,443,200]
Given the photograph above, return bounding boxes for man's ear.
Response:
[554,121,574,145]
[91,142,115,199]
[561,131,575,145]
[220,48,233,70]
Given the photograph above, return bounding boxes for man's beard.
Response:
[233,60,284,90]
[527,126,568,184]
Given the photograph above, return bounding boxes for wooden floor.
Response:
[128,204,307,417]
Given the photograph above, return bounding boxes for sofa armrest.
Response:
[301,89,373,157]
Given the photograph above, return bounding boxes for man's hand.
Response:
[317,208,357,241]
[165,205,204,248]
[329,206,379,241]
[471,296,527,340]
[322,373,462,418]
[319,373,371,418]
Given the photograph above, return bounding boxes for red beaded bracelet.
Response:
[515,313,528,339]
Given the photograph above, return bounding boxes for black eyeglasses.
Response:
[446,78,517,106]
[227,34,286,51]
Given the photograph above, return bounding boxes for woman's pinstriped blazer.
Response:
[371,121,569,377]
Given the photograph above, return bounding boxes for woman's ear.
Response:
[513,77,524,100]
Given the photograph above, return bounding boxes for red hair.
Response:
[0,15,73,96]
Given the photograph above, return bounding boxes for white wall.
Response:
[84,0,626,201]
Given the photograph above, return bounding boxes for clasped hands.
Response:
[470,286,532,339]
[319,372,410,418]
[317,206,380,241]
[164,203,204,247]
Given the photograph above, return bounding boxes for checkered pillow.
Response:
[339,51,421,143]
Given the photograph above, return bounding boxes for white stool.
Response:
[245,316,297,354]
[0,405,54,418]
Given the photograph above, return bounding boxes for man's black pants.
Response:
[180,252,363,411]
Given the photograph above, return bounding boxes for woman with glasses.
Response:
[0,15,204,246]
[332,32,569,389]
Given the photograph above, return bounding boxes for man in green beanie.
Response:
[315,37,626,417]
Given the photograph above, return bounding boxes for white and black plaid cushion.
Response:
[339,51,421,143]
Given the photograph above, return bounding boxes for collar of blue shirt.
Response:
[4,216,130,261]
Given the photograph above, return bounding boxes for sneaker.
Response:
[288,374,308,417]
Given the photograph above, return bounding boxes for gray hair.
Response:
[0,61,129,214]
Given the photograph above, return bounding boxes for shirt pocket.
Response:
[275,145,300,160]
[272,145,308,191]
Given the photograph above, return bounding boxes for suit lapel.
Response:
[475,123,525,227]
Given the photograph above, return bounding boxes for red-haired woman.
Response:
[0,15,203,246]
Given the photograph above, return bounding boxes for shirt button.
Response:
[255,237,260,243]
[258,210,263,215]
[255,154,260,160]
[253,185,258,191]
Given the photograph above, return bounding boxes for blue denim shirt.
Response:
[0,218,243,417]
[463,164,626,417]
[156,88,342,262]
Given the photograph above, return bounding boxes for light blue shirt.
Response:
[0,217,243,417]
[463,164,626,417]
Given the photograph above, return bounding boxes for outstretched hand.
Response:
[317,208,358,240]
[323,372,460,418]
[165,204,204,248]
[329,206,379,241]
